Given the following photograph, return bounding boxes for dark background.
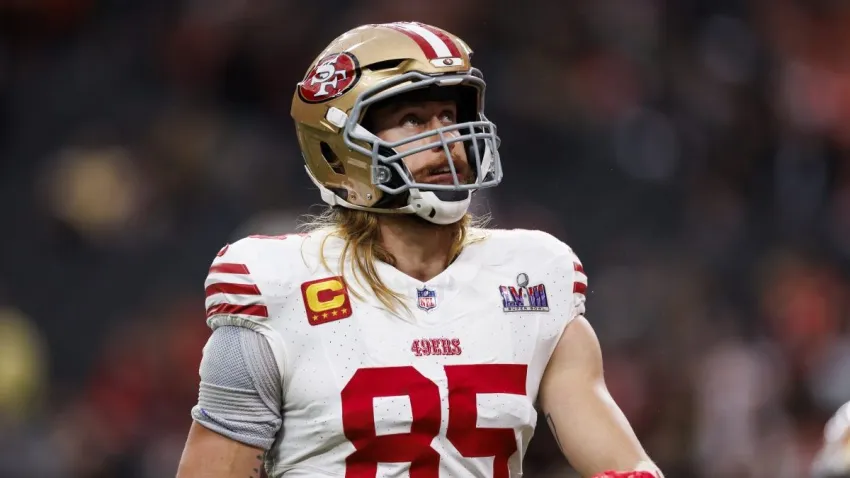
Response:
[2,0,850,476]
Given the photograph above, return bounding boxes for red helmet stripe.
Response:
[383,22,460,60]
[416,23,462,58]
[383,23,437,59]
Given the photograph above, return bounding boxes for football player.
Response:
[176,22,662,478]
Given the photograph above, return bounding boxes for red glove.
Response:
[591,472,658,478]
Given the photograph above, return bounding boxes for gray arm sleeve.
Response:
[190,325,283,450]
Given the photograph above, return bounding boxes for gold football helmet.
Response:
[291,22,502,224]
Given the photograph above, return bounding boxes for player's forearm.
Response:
[542,373,658,476]
[177,422,266,478]
[544,392,652,477]
[540,318,661,477]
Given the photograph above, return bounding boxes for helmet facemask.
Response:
[322,69,502,224]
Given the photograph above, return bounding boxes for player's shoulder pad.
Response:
[476,227,580,261]
[207,233,310,278]
[224,233,312,259]
[475,228,587,301]
[204,233,311,324]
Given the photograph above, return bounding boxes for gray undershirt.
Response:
[191,326,283,450]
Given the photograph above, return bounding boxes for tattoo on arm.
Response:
[545,412,564,452]
[251,454,263,478]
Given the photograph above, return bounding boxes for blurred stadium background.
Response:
[2,0,850,476]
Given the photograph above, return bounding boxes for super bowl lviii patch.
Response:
[499,273,549,312]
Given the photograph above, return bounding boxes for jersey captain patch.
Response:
[301,276,353,325]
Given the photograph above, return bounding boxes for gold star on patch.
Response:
[341,308,347,314]
[322,312,329,319]
[312,315,318,321]
[332,310,338,316]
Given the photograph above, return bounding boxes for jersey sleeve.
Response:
[204,240,270,330]
[561,247,587,320]
[201,238,289,404]
[532,230,588,322]
[517,229,590,377]
[544,244,587,349]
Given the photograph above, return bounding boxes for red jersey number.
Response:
[340,364,528,478]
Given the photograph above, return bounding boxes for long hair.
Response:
[300,207,488,315]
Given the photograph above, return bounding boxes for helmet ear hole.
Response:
[320,142,346,175]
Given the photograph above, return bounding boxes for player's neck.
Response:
[378,215,459,283]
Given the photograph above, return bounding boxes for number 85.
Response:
[341,364,528,478]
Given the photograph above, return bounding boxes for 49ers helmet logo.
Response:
[298,52,360,103]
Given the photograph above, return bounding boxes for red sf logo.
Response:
[298,52,360,103]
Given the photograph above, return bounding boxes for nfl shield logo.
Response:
[417,286,437,312]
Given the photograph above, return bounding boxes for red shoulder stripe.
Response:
[204,282,261,298]
[205,303,269,319]
[209,263,250,274]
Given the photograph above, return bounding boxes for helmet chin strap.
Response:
[305,166,471,225]
[407,188,471,225]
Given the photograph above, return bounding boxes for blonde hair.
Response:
[300,207,488,315]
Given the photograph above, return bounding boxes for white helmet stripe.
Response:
[390,22,454,59]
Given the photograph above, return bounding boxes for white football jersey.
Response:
[203,228,587,477]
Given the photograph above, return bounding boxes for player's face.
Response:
[369,100,470,185]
